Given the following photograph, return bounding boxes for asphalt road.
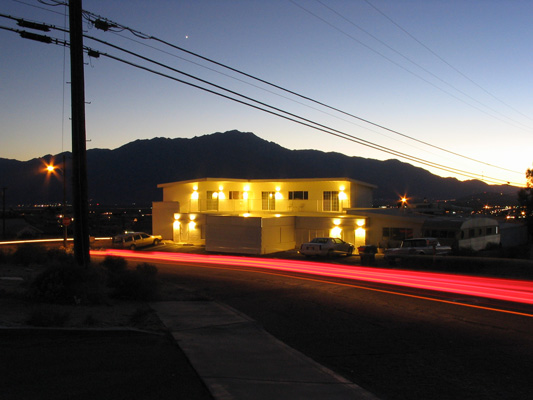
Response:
[150,259,533,400]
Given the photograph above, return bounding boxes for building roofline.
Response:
[158,177,377,189]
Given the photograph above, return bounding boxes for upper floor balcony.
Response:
[179,198,347,214]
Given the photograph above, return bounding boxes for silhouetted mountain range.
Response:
[0,130,520,207]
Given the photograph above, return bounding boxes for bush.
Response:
[101,256,128,287]
[106,261,159,301]
[0,248,12,265]
[28,262,106,305]
[27,308,70,327]
[46,247,75,265]
[12,244,48,266]
[101,255,128,273]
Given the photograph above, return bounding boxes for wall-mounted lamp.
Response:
[339,185,348,201]
[191,185,199,200]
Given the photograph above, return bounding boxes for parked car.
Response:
[112,232,163,250]
[384,237,451,265]
[299,237,355,257]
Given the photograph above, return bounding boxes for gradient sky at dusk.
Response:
[1,0,532,186]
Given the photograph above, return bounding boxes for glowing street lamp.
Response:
[45,155,68,248]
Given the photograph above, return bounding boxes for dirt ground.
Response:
[0,263,213,400]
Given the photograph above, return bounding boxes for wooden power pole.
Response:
[69,0,90,267]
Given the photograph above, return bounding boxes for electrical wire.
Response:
[77,8,524,176]
[82,34,502,183]
[310,0,533,132]
[363,0,533,124]
[0,15,524,186]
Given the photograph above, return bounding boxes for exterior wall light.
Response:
[243,213,251,217]
[191,185,199,200]
[217,186,226,200]
[330,226,342,238]
[189,214,196,221]
[356,219,365,227]
[174,213,180,220]
[333,218,341,226]
[275,186,282,200]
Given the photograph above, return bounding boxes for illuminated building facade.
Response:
[152,177,376,254]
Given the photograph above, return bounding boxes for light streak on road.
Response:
[91,249,533,305]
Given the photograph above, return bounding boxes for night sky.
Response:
[1,0,531,186]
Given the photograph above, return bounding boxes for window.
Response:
[229,191,243,200]
[289,191,308,200]
[206,191,218,211]
[382,227,413,240]
[262,191,276,210]
[323,191,339,211]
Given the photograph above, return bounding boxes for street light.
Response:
[45,155,68,248]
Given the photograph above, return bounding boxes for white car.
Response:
[299,237,355,257]
[112,232,163,250]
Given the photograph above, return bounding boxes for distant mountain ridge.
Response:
[0,130,520,206]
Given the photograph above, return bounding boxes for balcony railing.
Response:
[180,198,345,214]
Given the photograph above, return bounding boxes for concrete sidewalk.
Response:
[151,301,378,400]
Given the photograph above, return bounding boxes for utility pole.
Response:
[69,0,90,267]
[62,154,68,248]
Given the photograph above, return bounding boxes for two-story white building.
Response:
[152,177,376,254]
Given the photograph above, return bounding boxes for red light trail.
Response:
[91,250,533,306]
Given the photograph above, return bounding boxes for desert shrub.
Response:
[136,262,158,278]
[101,255,128,273]
[28,262,106,305]
[83,314,98,326]
[12,244,48,266]
[129,307,153,326]
[27,307,70,327]
[108,262,159,301]
[46,247,75,265]
[101,256,128,287]
[0,248,11,264]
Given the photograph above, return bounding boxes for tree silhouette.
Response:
[518,168,533,240]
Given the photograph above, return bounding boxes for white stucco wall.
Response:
[152,201,180,240]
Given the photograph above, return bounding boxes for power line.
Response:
[77,8,523,176]
[44,26,526,184]
[82,34,505,183]
[290,0,531,134]
[363,0,533,124]
[0,16,524,186]
[311,0,533,132]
